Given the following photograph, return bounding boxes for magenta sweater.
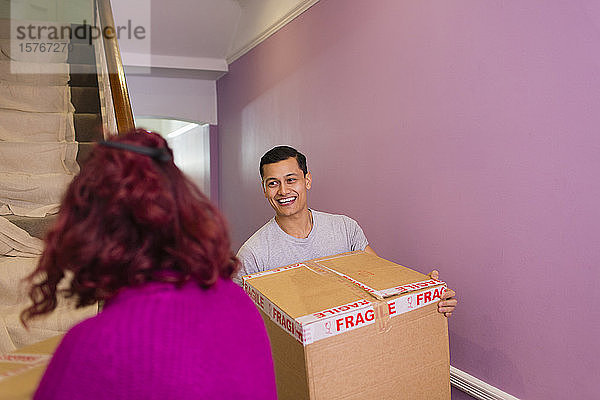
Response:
[34,279,277,400]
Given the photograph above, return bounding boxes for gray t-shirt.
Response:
[234,210,368,284]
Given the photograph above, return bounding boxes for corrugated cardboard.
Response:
[0,335,61,400]
[243,251,450,400]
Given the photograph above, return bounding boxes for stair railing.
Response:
[94,0,135,136]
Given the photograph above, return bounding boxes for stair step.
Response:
[69,64,98,87]
[74,113,103,142]
[71,87,100,114]
[0,19,9,39]
[76,142,96,165]
[4,214,58,240]
[0,23,104,238]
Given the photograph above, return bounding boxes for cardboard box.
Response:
[0,335,61,400]
[243,251,450,400]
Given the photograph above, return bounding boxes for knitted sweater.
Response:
[34,279,277,400]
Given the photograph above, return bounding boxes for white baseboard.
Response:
[450,366,520,400]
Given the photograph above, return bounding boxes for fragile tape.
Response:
[0,353,50,365]
[303,259,393,334]
[310,262,385,300]
[378,278,446,298]
[386,285,447,317]
[302,303,376,344]
[245,279,446,345]
[300,284,446,344]
[243,263,302,280]
[243,256,447,345]
[243,280,304,343]
[313,258,445,299]
[373,299,392,334]
[296,298,372,325]
[0,354,50,382]
[245,256,445,301]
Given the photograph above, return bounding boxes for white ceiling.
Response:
[112,0,320,78]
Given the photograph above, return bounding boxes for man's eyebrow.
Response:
[264,173,299,181]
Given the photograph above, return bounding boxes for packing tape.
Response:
[243,255,447,345]
[301,260,329,275]
[243,280,305,342]
[373,299,392,334]
[0,355,50,382]
[307,259,385,300]
[312,250,361,263]
[243,263,302,280]
[313,252,445,299]
[303,259,391,336]
[246,278,446,345]
[0,353,50,364]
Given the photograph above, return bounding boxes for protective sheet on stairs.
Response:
[0,142,79,174]
[0,38,69,63]
[0,82,74,113]
[0,60,69,85]
[0,18,72,40]
[0,216,43,257]
[0,256,98,354]
[0,109,75,142]
[0,172,74,217]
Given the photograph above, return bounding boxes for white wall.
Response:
[167,125,211,197]
[126,75,217,124]
[135,118,211,197]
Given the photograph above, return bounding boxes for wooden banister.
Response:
[97,0,135,134]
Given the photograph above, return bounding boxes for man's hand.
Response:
[429,270,457,318]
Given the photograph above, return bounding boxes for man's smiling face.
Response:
[262,157,312,218]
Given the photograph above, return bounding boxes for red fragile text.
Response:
[270,264,298,273]
[247,264,300,279]
[313,299,371,319]
[394,279,439,293]
[244,284,265,309]
[388,301,397,315]
[416,287,444,306]
[0,354,40,363]
[335,308,375,331]
[272,307,303,341]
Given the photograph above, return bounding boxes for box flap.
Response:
[0,335,62,400]
[244,252,444,315]
[313,252,431,296]
[244,252,447,345]
[245,262,368,319]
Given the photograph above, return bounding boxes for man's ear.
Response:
[261,180,267,197]
[305,171,312,190]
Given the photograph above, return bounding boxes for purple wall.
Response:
[217,1,600,399]
[209,125,219,205]
[452,388,474,400]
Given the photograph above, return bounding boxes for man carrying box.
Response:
[235,146,457,317]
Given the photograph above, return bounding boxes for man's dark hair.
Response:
[260,146,308,178]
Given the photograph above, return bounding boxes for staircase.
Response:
[70,31,104,166]
[2,23,104,239]
[0,1,134,353]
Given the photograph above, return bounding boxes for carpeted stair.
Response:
[3,23,104,239]
[0,20,102,353]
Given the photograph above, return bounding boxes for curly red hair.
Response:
[22,129,238,322]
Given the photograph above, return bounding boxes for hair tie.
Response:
[99,141,172,162]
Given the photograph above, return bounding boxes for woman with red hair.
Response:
[22,130,276,399]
